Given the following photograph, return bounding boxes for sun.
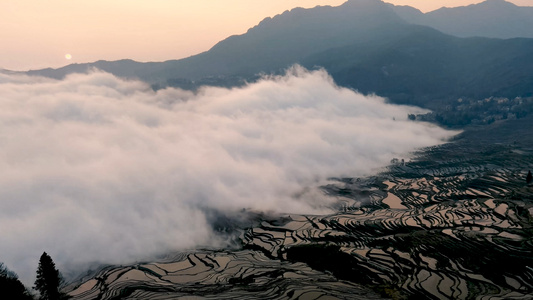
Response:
[65,54,72,60]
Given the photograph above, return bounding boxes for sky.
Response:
[1,0,531,71]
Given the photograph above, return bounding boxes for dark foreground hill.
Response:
[19,0,533,107]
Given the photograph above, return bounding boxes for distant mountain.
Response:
[21,0,533,107]
[25,59,157,80]
[392,0,533,39]
[308,28,533,105]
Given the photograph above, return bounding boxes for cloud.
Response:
[0,66,456,284]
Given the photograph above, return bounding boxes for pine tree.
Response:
[527,170,532,184]
[34,252,63,300]
[0,262,34,300]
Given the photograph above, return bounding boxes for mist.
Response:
[0,66,456,284]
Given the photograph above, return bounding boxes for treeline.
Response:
[413,96,533,128]
[0,252,69,300]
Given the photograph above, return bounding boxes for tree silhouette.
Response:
[34,252,68,300]
[0,262,34,300]
[527,170,532,184]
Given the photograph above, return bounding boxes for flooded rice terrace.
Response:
[66,118,533,299]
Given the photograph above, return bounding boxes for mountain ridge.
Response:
[12,0,533,108]
[393,0,533,38]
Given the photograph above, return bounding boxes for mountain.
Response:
[305,27,533,105]
[21,0,533,107]
[393,0,533,39]
[28,0,406,81]
[196,0,403,77]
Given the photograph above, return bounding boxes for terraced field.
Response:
[66,250,384,300]
[66,118,533,299]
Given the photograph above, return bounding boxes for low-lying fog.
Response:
[0,66,456,284]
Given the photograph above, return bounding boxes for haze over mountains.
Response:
[393,0,533,39]
[13,0,533,106]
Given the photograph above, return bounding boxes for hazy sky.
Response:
[1,0,531,71]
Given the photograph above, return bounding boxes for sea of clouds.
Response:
[0,66,457,284]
